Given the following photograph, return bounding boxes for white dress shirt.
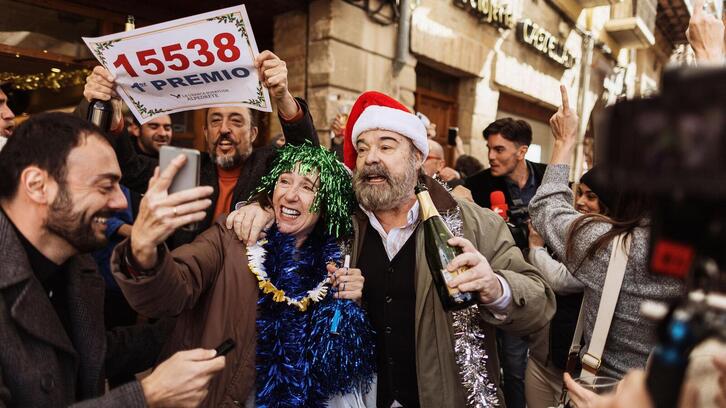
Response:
[360,203,512,315]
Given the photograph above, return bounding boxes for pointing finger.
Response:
[560,85,570,113]
[691,0,705,16]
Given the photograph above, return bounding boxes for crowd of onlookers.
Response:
[0,2,724,407]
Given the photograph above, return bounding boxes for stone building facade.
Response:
[270,0,674,172]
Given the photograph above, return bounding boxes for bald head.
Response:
[423,139,445,177]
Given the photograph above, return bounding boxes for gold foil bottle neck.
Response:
[416,188,440,221]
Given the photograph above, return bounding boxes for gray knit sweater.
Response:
[529,164,685,378]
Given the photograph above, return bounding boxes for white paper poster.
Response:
[83,5,271,124]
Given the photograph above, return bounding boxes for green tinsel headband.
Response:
[250,142,354,238]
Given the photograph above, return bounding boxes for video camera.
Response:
[507,204,530,250]
[597,66,726,408]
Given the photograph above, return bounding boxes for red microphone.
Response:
[490,191,509,221]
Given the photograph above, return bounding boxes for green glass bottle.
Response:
[415,183,477,311]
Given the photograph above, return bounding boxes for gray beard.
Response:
[353,156,418,212]
[213,153,240,169]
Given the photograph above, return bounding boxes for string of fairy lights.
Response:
[0,68,91,91]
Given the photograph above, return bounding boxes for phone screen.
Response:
[447,127,458,146]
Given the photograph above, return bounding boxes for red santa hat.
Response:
[343,91,428,170]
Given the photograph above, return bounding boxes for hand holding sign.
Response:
[83,5,272,125]
[255,51,300,119]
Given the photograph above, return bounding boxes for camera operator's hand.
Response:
[225,202,275,246]
[83,66,124,131]
[131,155,214,269]
[255,50,299,120]
[445,237,503,304]
[527,221,545,249]
[141,348,225,408]
[686,0,725,65]
[549,85,579,165]
[564,370,702,408]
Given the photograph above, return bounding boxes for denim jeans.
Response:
[497,329,529,408]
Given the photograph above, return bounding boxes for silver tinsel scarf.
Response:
[441,207,500,408]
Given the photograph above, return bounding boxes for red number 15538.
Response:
[113,32,241,77]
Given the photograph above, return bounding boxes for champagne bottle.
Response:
[87,99,113,132]
[415,183,477,310]
[88,15,135,133]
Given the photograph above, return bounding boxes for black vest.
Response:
[359,224,420,408]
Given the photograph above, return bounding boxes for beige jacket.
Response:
[350,177,556,407]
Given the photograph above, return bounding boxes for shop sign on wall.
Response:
[516,19,577,68]
[453,0,577,69]
[453,0,515,30]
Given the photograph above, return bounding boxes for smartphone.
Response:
[447,127,459,146]
[159,146,200,194]
[214,338,236,357]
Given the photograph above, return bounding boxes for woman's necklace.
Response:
[247,239,330,312]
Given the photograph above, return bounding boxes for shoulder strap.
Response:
[569,233,632,376]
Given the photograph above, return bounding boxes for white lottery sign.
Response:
[83,5,271,124]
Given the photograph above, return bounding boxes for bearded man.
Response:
[80,50,318,247]
[0,112,225,406]
[228,91,555,407]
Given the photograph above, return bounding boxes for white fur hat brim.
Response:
[351,105,429,158]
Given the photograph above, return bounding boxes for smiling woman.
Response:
[112,142,375,407]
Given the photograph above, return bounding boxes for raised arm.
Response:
[255,50,319,146]
[686,0,725,65]
[110,154,218,317]
[529,86,611,269]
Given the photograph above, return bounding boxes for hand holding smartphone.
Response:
[159,146,201,194]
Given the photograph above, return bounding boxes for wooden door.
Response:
[415,65,459,166]
[415,88,459,167]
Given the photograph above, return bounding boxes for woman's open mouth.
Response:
[280,206,301,220]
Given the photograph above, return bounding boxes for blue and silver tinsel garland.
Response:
[255,227,376,408]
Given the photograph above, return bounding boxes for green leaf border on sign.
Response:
[128,94,171,118]
[92,39,121,66]
[208,12,269,110]
[242,82,266,107]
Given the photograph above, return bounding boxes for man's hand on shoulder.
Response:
[225,202,275,246]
